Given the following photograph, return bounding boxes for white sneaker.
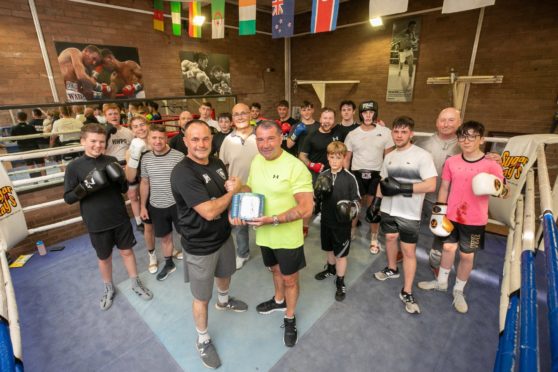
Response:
[173,249,183,260]
[148,251,158,274]
[417,280,448,292]
[453,289,468,313]
[236,255,249,270]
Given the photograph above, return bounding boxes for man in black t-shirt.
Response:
[10,111,44,177]
[286,100,320,156]
[63,124,153,311]
[29,108,49,147]
[275,100,298,154]
[170,120,247,370]
[169,110,192,155]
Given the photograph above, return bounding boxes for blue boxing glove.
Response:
[290,123,307,141]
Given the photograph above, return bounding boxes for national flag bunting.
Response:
[170,1,182,36]
[369,0,408,19]
[239,0,256,35]
[272,0,294,39]
[442,0,496,14]
[153,0,164,32]
[212,0,225,39]
[310,0,339,34]
[189,1,202,38]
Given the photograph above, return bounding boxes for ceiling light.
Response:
[370,17,383,27]
[193,15,205,26]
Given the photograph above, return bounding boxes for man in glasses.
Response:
[219,103,259,269]
[418,121,508,314]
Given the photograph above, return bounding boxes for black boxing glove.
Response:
[73,168,109,200]
[380,177,413,197]
[336,200,359,224]
[105,162,126,183]
[314,172,333,200]
[365,197,382,223]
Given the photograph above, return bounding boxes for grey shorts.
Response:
[380,213,420,244]
[183,236,236,301]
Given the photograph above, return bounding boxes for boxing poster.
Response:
[179,51,231,96]
[54,42,144,102]
[386,17,421,102]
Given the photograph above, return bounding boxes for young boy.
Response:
[418,121,508,313]
[314,141,361,301]
[211,112,233,157]
[64,123,153,311]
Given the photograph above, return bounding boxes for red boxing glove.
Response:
[101,83,111,94]
[281,122,291,135]
[308,162,323,173]
[121,83,143,97]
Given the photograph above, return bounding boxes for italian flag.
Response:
[189,1,202,38]
[153,0,164,32]
[170,1,181,36]
[239,0,256,35]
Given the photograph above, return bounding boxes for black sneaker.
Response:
[315,264,336,280]
[282,317,298,347]
[335,280,346,302]
[156,261,176,281]
[256,297,287,314]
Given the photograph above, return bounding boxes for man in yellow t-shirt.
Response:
[230,120,313,347]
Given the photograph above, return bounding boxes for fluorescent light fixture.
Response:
[193,15,205,26]
[370,17,383,27]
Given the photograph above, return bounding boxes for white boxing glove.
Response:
[127,138,146,169]
[472,172,507,198]
[430,203,454,237]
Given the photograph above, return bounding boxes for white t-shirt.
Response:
[344,125,394,171]
[380,144,437,220]
[105,126,133,162]
[202,118,220,132]
[51,118,82,143]
[219,131,259,183]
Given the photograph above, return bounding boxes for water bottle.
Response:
[36,240,47,256]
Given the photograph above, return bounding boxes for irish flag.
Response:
[239,0,256,35]
[311,0,339,34]
[189,1,202,38]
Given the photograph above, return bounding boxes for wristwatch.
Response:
[272,215,280,226]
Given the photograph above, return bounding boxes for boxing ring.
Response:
[0,124,557,370]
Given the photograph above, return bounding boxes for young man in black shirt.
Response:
[286,100,320,156]
[275,99,298,154]
[171,120,247,369]
[11,111,43,177]
[64,124,153,311]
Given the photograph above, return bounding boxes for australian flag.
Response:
[272,0,294,39]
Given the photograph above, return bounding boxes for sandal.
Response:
[369,240,380,255]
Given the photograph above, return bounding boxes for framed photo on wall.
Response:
[179,52,231,96]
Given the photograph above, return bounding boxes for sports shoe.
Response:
[100,283,115,311]
[156,261,176,281]
[315,264,336,280]
[453,289,468,313]
[399,289,421,314]
[374,266,400,281]
[173,249,183,260]
[335,279,346,302]
[131,277,153,301]
[196,339,221,369]
[256,297,287,314]
[215,297,248,312]
[282,317,297,347]
[148,251,158,274]
[236,255,249,270]
[417,279,448,292]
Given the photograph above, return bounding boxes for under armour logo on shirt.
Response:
[333,136,339,141]
[273,174,279,179]
[202,174,211,183]
[216,168,227,180]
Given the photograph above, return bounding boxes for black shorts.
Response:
[353,170,381,196]
[443,221,486,254]
[89,222,136,260]
[320,224,351,257]
[380,212,420,244]
[260,245,306,276]
[147,204,178,237]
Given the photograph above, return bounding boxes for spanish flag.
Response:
[239,0,256,35]
[153,0,164,32]
[189,1,202,38]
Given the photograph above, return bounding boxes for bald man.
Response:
[219,103,259,269]
[169,110,193,155]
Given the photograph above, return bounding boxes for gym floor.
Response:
[11,216,551,371]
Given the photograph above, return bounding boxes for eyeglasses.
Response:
[232,112,250,118]
[457,134,480,142]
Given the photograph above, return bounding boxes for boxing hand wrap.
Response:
[105,162,126,184]
[336,200,359,224]
[128,138,146,169]
[380,177,413,197]
[290,123,307,141]
[92,65,104,80]
[121,83,143,97]
[472,172,507,198]
[281,122,292,135]
[308,162,324,174]
[73,168,109,200]
[429,203,454,237]
[365,197,382,223]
